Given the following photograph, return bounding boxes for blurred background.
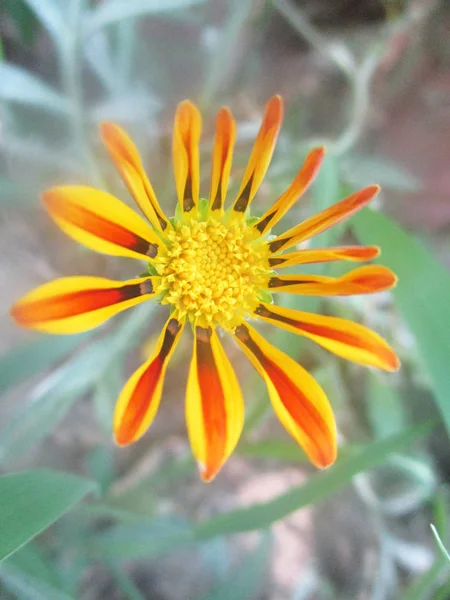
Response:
[1,0,450,598]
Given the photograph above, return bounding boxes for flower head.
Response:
[10,96,400,481]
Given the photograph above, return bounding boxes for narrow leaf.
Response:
[0,333,90,395]
[352,209,450,436]
[86,0,206,33]
[194,421,434,538]
[0,564,76,600]
[431,525,450,563]
[198,534,271,600]
[0,470,96,562]
[0,63,70,114]
[22,0,67,47]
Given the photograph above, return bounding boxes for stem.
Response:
[273,0,355,77]
[61,0,103,186]
[334,51,379,154]
[199,0,253,108]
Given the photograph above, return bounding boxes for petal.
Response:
[209,107,236,214]
[186,326,244,482]
[254,147,325,235]
[173,100,202,216]
[43,186,164,261]
[233,322,336,468]
[114,316,185,445]
[10,275,157,334]
[267,265,397,295]
[254,302,400,372]
[100,122,171,232]
[268,245,380,268]
[269,185,380,253]
[232,95,284,215]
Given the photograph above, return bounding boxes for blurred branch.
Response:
[199,0,253,107]
[60,0,103,185]
[272,0,356,76]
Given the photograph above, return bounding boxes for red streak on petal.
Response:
[115,357,163,445]
[196,328,227,481]
[11,286,138,325]
[44,194,156,257]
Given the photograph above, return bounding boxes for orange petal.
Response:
[232,96,284,215]
[100,122,170,232]
[173,100,202,216]
[233,322,336,468]
[42,186,163,261]
[268,245,380,268]
[186,326,244,482]
[267,265,397,295]
[254,146,325,234]
[209,107,236,214]
[10,276,157,334]
[269,185,380,253]
[254,302,400,372]
[114,316,185,445]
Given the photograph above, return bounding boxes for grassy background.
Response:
[1,0,450,598]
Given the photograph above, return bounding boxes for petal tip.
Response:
[113,428,135,447]
[198,461,220,483]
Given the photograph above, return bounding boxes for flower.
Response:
[10,96,400,481]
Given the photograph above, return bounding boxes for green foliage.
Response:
[353,208,450,436]
[0,63,71,113]
[197,534,271,600]
[86,0,207,33]
[0,470,96,563]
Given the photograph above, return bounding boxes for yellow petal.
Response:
[114,316,185,445]
[42,186,164,261]
[209,107,236,214]
[268,245,380,268]
[255,146,325,234]
[233,322,336,468]
[232,95,284,215]
[173,100,202,216]
[267,265,397,295]
[10,276,157,334]
[186,326,244,482]
[269,185,380,253]
[100,122,171,232]
[254,302,400,371]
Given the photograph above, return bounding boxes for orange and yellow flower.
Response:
[10,96,400,481]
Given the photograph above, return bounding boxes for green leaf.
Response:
[198,534,271,600]
[22,0,67,47]
[86,0,206,33]
[0,564,76,600]
[310,151,341,250]
[365,373,407,439]
[3,0,38,45]
[3,542,58,587]
[92,517,194,561]
[0,340,110,464]
[0,63,70,114]
[399,491,449,600]
[0,304,156,464]
[431,525,450,563]
[0,470,96,563]
[194,420,434,538]
[91,422,434,561]
[238,439,307,463]
[352,209,450,436]
[0,332,90,395]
